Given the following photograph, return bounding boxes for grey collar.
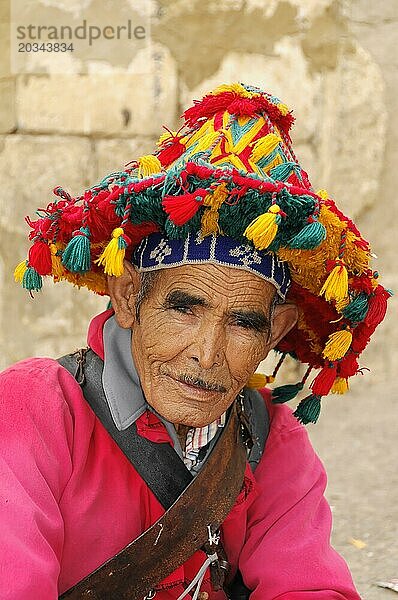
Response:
[102,316,146,431]
[101,316,182,455]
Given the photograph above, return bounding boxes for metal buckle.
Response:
[73,348,87,385]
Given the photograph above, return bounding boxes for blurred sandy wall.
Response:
[0,0,396,380]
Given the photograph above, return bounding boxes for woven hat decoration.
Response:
[15,82,391,424]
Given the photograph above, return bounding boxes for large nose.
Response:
[189,318,225,370]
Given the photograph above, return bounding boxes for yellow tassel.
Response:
[250,134,281,164]
[49,243,65,279]
[244,204,281,250]
[323,329,353,361]
[277,206,345,296]
[247,373,274,389]
[203,182,229,209]
[211,83,254,98]
[137,155,162,178]
[14,260,27,283]
[277,102,289,116]
[201,183,229,237]
[320,263,349,302]
[201,210,220,236]
[317,189,329,200]
[331,377,349,395]
[96,227,126,277]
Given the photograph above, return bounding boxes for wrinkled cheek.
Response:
[137,327,189,375]
[227,342,267,387]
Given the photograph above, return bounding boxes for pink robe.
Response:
[0,310,360,599]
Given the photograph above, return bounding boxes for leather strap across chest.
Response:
[59,349,194,510]
[58,348,269,598]
[59,367,247,599]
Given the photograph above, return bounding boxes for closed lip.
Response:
[166,374,224,397]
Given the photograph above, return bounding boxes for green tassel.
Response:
[288,220,326,249]
[342,292,369,322]
[106,299,112,310]
[272,382,304,404]
[269,162,298,182]
[61,227,91,273]
[293,394,321,425]
[22,266,42,291]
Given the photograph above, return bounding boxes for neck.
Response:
[174,423,191,449]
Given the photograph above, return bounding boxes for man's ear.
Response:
[267,302,298,350]
[107,260,141,329]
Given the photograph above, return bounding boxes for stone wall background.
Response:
[0,1,397,597]
[1,0,396,375]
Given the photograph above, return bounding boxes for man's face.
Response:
[109,262,297,427]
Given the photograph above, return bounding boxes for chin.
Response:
[147,376,234,427]
[150,396,223,428]
[153,406,215,428]
[173,415,215,428]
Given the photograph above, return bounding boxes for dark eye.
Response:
[232,317,255,330]
[231,315,269,333]
[170,305,193,315]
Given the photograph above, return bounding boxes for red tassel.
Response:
[183,91,294,135]
[87,204,115,241]
[350,324,372,353]
[61,204,84,231]
[26,215,52,239]
[162,189,208,226]
[338,353,359,378]
[365,286,390,328]
[184,91,237,125]
[157,140,186,167]
[28,240,52,276]
[350,273,374,295]
[311,363,337,396]
[229,98,263,117]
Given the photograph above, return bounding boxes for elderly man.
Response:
[2,83,389,599]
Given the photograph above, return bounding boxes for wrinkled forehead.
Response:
[141,262,279,308]
[132,232,291,302]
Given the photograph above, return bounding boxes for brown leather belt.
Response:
[60,402,247,599]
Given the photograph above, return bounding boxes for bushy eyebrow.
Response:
[164,290,271,331]
[230,310,271,332]
[164,290,208,308]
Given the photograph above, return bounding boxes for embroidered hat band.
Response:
[132,232,291,301]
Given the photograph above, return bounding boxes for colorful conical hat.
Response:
[14,82,391,423]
